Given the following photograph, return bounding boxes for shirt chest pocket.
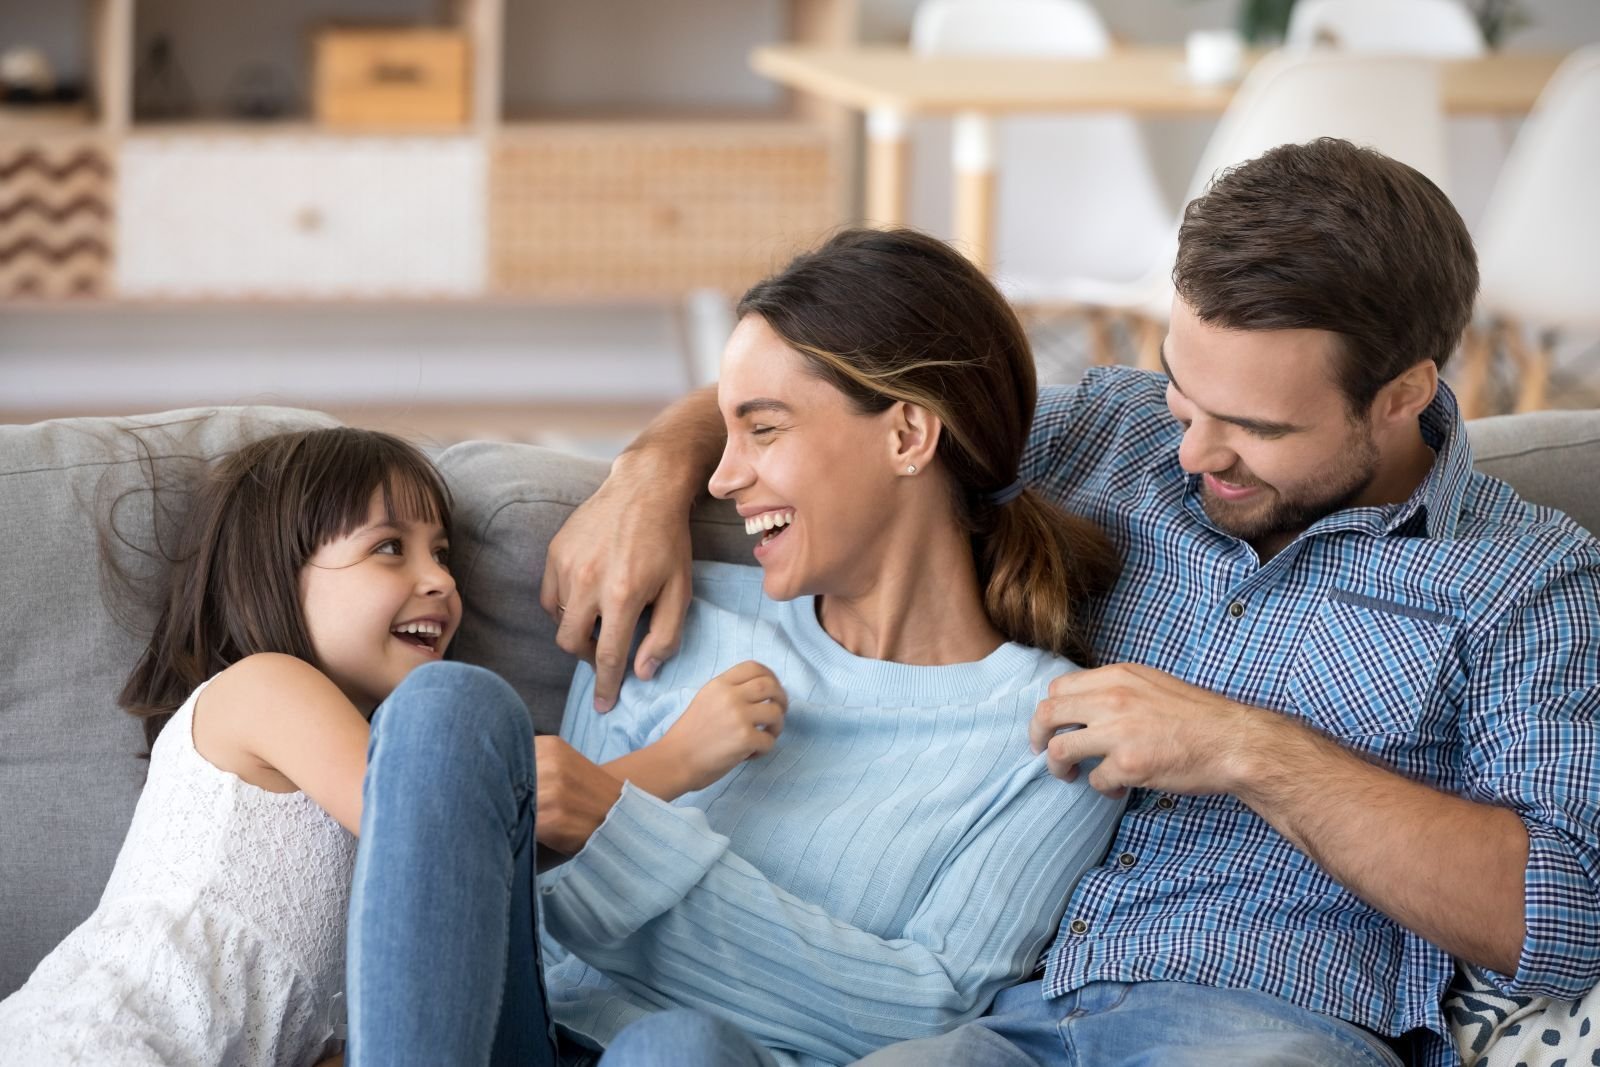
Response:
[1284,591,1458,737]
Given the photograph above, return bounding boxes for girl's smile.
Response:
[301,487,461,713]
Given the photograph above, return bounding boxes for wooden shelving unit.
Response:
[0,0,858,304]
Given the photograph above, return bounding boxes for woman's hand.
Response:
[535,737,625,854]
[657,661,788,793]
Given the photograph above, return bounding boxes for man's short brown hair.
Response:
[1172,138,1478,413]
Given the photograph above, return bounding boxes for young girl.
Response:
[0,427,461,1067]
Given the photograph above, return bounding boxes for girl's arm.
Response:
[538,657,787,851]
[193,653,370,834]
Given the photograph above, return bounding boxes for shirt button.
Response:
[1227,601,1245,619]
[1117,852,1137,868]
[1156,796,1176,811]
[1069,918,1089,935]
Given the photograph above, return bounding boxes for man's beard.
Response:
[1200,426,1381,545]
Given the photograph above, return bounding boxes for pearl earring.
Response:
[906,464,917,474]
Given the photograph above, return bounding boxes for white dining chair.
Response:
[1286,0,1486,56]
[1286,0,1502,235]
[1044,49,1449,368]
[906,0,1173,362]
[1456,45,1600,417]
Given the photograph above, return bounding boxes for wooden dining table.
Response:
[751,44,1567,270]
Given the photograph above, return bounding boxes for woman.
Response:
[345,228,1126,1067]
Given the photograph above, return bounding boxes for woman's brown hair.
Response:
[116,427,452,749]
[738,227,1119,663]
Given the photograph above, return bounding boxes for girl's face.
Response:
[298,485,461,713]
[708,315,900,603]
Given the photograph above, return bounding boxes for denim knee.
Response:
[601,1009,769,1067]
[376,661,533,776]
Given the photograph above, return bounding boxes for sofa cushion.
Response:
[436,441,749,735]
[1466,408,1600,536]
[0,406,341,998]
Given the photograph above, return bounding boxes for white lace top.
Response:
[0,678,356,1066]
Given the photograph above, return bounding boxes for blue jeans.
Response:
[851,979,1406,1067]
[346,661,564,1067]
[600,1010,778,1067]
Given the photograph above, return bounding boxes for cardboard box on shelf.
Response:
[314,28,469,130]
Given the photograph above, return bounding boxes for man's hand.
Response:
[535,736,624,855]
[1033,663,1531,974]
[655,661,788,793]
[1029,663,1262,797]
[541,458,695,713]
[540,386,724,713]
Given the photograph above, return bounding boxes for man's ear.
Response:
[888,401,942,476]
[1375,361,1439,426]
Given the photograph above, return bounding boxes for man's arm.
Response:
[1229,707,1527,974]
[1032,663,1530,974]
[541,385,725,711]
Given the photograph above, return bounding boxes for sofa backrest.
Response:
[434,440,751,738]
[1,402,1596,999]
[0,407,342,998]
[1466,409,1600,537]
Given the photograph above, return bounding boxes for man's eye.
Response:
[751,425,776,437]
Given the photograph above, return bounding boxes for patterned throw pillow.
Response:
[1446,964,1600,1065]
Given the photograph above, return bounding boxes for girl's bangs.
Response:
[299,432,453,554]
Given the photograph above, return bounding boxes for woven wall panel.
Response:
[0,141,113,300]
[491,125,839,299]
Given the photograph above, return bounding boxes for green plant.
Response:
[1235,0,1299,44]
[1218,0,1532,49]
[1471,0,1531,50]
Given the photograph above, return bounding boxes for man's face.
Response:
[1162,298,1381,551]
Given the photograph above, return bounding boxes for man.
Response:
[541,139,1600,1066]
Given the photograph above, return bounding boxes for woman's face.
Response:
[709,315,900,602]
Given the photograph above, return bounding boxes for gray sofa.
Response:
[3,403,1598,1045]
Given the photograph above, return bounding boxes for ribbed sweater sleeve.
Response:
[542,772,1114,1063]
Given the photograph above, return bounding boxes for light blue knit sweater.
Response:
[541,562,1123,1067]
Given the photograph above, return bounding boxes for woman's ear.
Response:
[888,401,942,476]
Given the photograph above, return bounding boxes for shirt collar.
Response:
[1382,379,1473,540]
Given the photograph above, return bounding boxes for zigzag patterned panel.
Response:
[0,141,114,300]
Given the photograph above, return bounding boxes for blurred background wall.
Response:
[2,0,1597,451]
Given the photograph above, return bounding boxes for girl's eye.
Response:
[433,546,451,567]
[375,539,402,555]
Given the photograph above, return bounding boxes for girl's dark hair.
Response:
[738,227,1119,663]
[117,427,451,749]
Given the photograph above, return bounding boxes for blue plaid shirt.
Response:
[1024,368,1600,1067]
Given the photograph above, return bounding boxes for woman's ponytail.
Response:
[978,489,1120,665]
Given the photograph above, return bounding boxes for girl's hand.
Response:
[536,737,624,854]
[658,661,788,793]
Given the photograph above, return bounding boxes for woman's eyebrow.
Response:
[734,398,794,419]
